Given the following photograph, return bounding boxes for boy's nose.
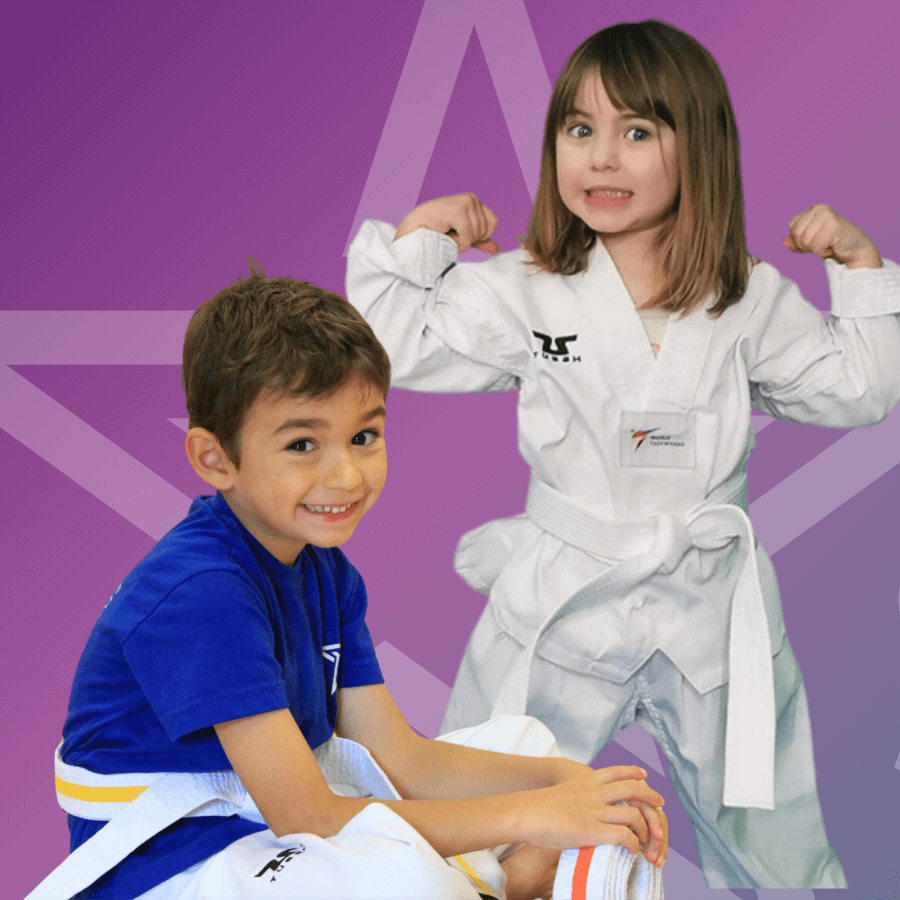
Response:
[323,449,363,490]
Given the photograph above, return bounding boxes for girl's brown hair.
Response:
[523,20,749,316]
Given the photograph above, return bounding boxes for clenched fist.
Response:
[395,193,501,255]
[783,205,881,269]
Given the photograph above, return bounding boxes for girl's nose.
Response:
[590,134,619,170]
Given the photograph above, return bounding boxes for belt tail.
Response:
[27,771,230,900]
[722,518,776,810]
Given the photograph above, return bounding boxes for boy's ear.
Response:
[186,427,236,490]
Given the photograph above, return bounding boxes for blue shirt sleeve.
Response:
[122,569,290,741]
[329,550,384,689]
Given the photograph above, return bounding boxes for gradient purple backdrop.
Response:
[3,3,899,898]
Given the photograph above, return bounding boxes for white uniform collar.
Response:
[585,239,716,411]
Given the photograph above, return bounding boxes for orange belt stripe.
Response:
[572,845,594,900]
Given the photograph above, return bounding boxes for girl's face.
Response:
[555,71,678,253]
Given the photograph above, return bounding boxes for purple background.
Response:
[3,2,898,898]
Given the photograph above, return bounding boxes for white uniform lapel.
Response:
[646,303,716,411]
[583,241,657,408]
[584,240,716,412]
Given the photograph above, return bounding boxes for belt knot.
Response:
[649,512,693,575]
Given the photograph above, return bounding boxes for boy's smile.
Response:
[220,375,387,565]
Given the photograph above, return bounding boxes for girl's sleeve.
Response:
[346,220,531,393]
[745,258,900,426]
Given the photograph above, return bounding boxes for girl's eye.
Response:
[626,127,652,142]
[351,429,379,447]
[568,123,592,139]
[287,439,315,453]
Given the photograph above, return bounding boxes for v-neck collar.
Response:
[585,239,715,411]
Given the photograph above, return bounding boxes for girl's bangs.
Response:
[556,31,677,132]
[599,58,675,130]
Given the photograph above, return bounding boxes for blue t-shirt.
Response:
[61,492,383,899]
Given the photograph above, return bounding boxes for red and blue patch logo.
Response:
[631,428,660,450]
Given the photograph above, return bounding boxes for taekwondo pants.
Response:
[442,621,847,890]
[135,716,558,900]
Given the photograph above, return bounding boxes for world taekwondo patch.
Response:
[619,410,696,468]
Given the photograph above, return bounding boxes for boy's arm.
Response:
[216,696,664,859]
[215,708,370,838]
[336,684,667,859]
[336,682,587,799]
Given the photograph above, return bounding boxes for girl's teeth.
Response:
[306,504,351,513]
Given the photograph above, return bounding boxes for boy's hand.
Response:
[522,765,665,856]
[630,799,668,868]
[546,759,667,867]
[783,204,882,268]
[395,193,500,255]
[546,756,598,784]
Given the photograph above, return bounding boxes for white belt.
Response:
[28,737,400,900]
[490,477,775,811]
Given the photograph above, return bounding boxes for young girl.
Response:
[346,19,900,889]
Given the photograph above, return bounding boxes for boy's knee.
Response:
[383,859,479,900]
[194,812,481,899]
[505,714,562,757]
[441,714,562,758]
[337,804,479,899]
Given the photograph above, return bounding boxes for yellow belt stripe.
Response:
[453,854,492,897]
[57,775,495,895]
[55,775,149,803]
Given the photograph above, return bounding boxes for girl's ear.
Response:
[186,427,236,490]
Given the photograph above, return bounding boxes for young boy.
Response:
[30,270,667,900]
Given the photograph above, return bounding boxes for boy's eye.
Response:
[287,439,315,453]
[567,122,592,139]
[625,126,652,142]
[351,429,379,446]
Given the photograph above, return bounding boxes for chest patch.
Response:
[532,330,581,363]
[619,411,696,468]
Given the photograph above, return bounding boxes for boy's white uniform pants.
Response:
[33,717,569,900]
[138,804,485,900]
[137,718,534,900]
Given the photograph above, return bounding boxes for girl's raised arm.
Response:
[746,206,900,427]
[783,204,882,269]
[396,193,501,255]
[346,207,532,395]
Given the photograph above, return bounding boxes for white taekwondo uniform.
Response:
[346,220,900,888]
[31,717,585,900]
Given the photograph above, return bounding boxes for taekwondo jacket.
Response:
[347,219,900,695]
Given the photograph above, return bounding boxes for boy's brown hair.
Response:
[183,265,391,465]
[523,19,750,317]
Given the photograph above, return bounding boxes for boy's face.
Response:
[221,374,387,565]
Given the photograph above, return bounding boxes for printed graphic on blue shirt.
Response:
[322,643,341,694]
